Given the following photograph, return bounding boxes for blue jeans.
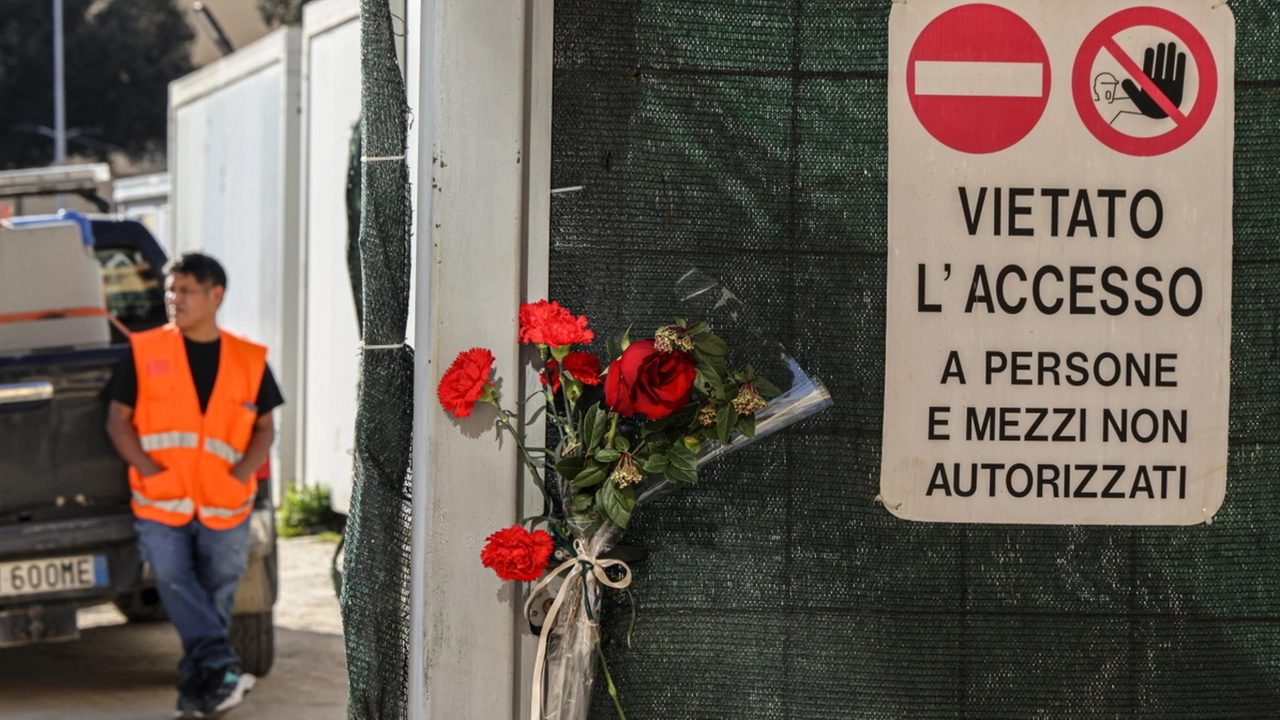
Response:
[135,518,250,690]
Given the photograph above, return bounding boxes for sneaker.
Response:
[174,690,206,719]
[204,667,256,716]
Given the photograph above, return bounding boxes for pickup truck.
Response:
[0,214,278,675]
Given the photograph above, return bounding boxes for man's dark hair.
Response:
[165,252,227,290]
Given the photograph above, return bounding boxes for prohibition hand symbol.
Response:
[1118,42,1187,120]
[1075,7,1217,156]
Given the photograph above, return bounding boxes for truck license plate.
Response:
[0,555,107,598]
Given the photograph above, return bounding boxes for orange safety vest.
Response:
[128,324,267,530]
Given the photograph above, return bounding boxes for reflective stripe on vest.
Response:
[140,432,243,466]
[131,491,195,516]
[139,431,200,453]
[205,438,244,466]
[199,496,255,519]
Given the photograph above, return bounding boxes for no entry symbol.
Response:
[906,3,1051,155]
[1073,6,1218,157]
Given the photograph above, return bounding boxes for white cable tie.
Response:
[360,342,405,351]
[361,155,406,163]
[551,185,585,195]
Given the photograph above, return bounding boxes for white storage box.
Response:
[0,223,110,355]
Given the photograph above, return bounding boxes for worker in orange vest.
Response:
[106,253,282,719]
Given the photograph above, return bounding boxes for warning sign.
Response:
[1073,7,1219,156]
[884,0,1235,525]
[906,4,1051,154]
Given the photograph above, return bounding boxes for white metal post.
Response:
[405,0,551,716]
[517,2,555,717]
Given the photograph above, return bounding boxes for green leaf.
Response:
[614,435,631,452]
[621,324,633,351]
[554,456,585,482]
[642,453,669,474]
[573,462,608,488]
[582,404,608,450]
[596,481,636,529]
[686,321,709,336]
[607,337,623,362]
[594,448,621,464]
[696,363,725,398]
[699,350,729,378]
[694,333,729,357]
[571,493,594,512]
[752,377,783,399]
[665,444,698,484]
[735,413,757,439]
[717,404,739,445]
[663,465,696,485]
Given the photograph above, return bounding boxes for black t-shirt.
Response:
[110,336,285,417]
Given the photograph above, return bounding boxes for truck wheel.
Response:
[113,588,168,622]
[230,610,275,677]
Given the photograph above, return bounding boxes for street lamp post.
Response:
[52,0,68,208]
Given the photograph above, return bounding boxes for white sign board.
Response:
[882,0,1234,525]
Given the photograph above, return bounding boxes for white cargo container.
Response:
[168,28,303,498]
[113,172,170,249]
[298,0,362,514]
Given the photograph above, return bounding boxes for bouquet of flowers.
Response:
[437,287,831,720]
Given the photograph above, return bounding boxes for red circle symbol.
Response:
[1072,7,1218,157]
[906,4,1051,154]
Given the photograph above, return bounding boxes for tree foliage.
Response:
[0,0,194,170]
[256,0,318,27]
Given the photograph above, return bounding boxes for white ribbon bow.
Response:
[524,538,633,720]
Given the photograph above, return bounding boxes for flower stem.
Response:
[549,385,579,445]
[605,412,620,446]
[497,410,551,513]
[595,635,627,720]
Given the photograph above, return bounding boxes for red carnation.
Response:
[519,300,594,348]
[540,363,559,392]
[604,339,697,420]
[480,525,555,582]
[541,352,604,392]
[563,352,603,385]
[437,347,497,418]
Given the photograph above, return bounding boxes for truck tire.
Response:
[113,588,168,623]
[230,610,275,677]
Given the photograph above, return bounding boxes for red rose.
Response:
[437,347,496,418]
[519,300,594,348]
[604,340,697,420]
[480,525,555,582]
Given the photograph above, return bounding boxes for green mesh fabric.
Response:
[347,118,365,335]
[342,2,413,718]
[549,1,1280,717]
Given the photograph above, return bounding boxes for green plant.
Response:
[277,483,344,538]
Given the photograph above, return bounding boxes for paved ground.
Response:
[0,536,347,720]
